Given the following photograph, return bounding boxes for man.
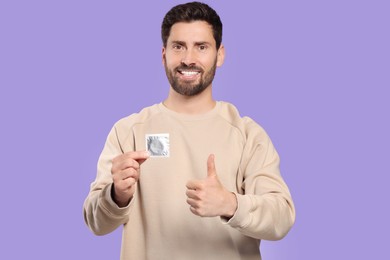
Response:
[83,2,295,259]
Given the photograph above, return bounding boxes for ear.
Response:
[216,43,225,67]
[162,47,166,65]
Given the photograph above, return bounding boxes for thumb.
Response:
[207,154,217,178]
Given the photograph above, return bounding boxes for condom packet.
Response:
[145,134,170,157]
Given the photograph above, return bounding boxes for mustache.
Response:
[175,64,203,72]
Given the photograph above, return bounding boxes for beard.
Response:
[164,59,217,97]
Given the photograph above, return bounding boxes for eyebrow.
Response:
[170,41,211,47]
[171,41,186,46]
[194,41,211,46]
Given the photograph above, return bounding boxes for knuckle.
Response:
[197,190,205,199]
[198,182,206,190]
[126,159,139,170]
[129,168,138,176]
[196,208,204,217]
[128,178,136,186]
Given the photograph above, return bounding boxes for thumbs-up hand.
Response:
[186,154,237,218]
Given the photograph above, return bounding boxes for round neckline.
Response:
[157,101,221,121]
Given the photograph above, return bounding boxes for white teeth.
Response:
[181,71,199,76]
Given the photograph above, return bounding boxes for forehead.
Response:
[168,21,215,45]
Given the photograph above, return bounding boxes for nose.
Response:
[181,48,197,66]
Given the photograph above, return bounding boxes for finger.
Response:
[207,154,217,177]
[186,180,202,190]
[112,158,140,173]
[114,177,137,192]
[186,189,199,199]
[124,151,150,164]
[189,206,199,216]
[186,198,201,212]
[122,177,137,189]
[113,168,139,182]
[112,151,150,172]
[186,197,196,206]
[186,197,199,210]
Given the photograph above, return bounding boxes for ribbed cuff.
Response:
[221,192,252,229]
[100,183,132,217]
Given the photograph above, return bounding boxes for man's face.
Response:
[162,21,225,96]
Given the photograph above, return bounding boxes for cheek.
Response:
[200,58,217,70]
[164,60,176,72]
[198,53,218,67]
[164,54,181,68]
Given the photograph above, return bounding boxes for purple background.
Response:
[1,0,389,259]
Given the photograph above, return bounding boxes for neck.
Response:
[163,86,216,114]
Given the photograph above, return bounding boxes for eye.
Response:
[172,44,184,51]
[198,45,208,51]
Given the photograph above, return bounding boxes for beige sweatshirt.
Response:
[83,101,295,260]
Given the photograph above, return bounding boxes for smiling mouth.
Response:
[177,70,201,76]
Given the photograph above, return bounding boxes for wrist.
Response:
[222,192,238,218]
[111,184,131,207]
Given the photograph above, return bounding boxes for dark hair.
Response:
[161,2,223,49]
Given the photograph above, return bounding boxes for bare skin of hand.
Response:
[186,154,238,218]
[111,151,149,207]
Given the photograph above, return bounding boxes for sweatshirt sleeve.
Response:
[223,118,296,241]
[83,125,133,236]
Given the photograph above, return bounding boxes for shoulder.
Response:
[113,103,161,136]
[218,101,269,142]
